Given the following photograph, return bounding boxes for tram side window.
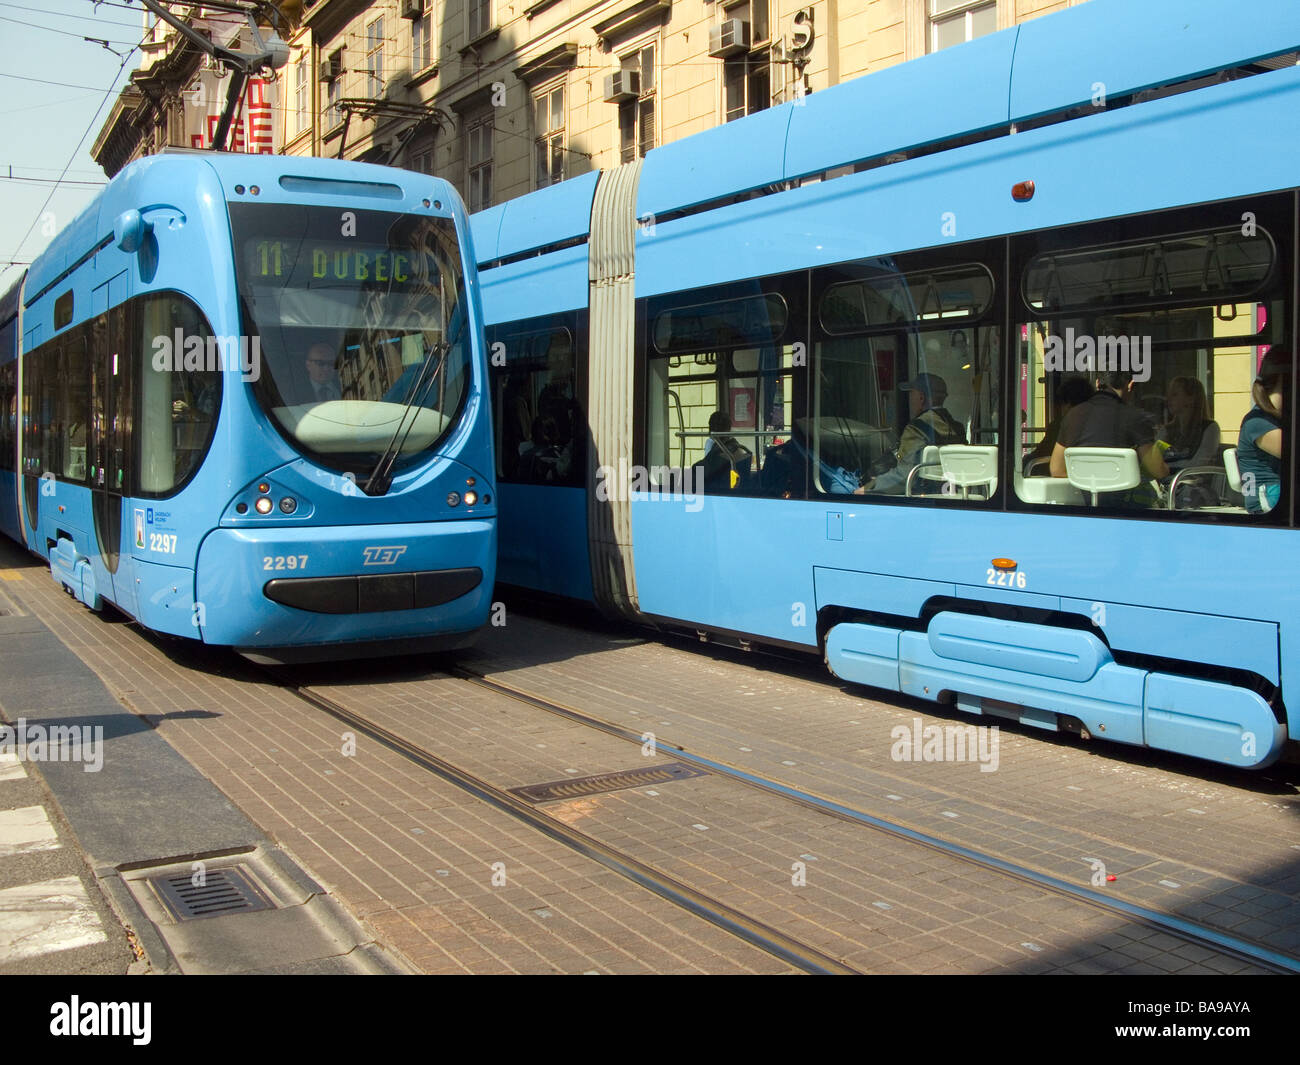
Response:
[645,284,803,497]
[60,335,89,482]
[1014,201,1292,520]
[26,342,62,481]
[812,256,1001,501]
[0,362,14,471]
[137,294,220,497]
[490,320,584,486]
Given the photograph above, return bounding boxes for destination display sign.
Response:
[245,239,426,288]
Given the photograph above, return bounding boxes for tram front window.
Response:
[230,203,471,481]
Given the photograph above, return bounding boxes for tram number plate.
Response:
[148,533,178,555]
[263,555,308,571]
[986,568,1027,588]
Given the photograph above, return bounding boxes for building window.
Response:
[366,17,384,97]
[412,2,432,71]
[294,57,308,136]
[468,0,491,42]
[723,0,768,44]
[619,44,656,163]
[410,145,434,175]
[327,75,343,129]
[467,114,493,212]
[724,51,769,122]
[930,0,997,52]
[534,82,565,188]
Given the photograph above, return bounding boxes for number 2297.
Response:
[263,555,308,571]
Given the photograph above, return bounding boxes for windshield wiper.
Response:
[362,339,452,496]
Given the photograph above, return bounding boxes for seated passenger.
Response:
[858,374,966,494]
[517,415,563,483]
[1237,347,1290,514]
[1050,370,1169,487]
[1159,376,1220,471]
[695,411,753,493]
[1026,377,1092,473]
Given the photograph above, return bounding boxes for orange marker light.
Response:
[991,558,1017,570]
[1012,181,1035,202]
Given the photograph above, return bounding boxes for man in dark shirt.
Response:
[1050,371,1168,482]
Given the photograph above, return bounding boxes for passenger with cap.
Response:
[858,373,966,494]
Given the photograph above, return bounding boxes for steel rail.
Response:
[276,679,860,975]
[451,664,1300,976]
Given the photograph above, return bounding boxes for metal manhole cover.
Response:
[147,865,275,922]
[511,762,706,803]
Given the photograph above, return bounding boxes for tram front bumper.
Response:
[195,519,495,649]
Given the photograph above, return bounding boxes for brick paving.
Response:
[0,546,790,974]
[462,605,1300,958]
[304,672,1267,973]
[2,535,1292,972]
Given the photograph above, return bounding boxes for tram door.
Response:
[91,297,137,618]
[19,323,42,540]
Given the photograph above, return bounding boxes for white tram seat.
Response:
[905,446,943,496]
[1224,446,1243,494]
[1167,447,1247,513]
[1063,447,1140,506]
[938,445,998,499]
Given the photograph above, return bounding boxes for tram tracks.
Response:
[448,666,1300,975]
[277,679,856,974]
[261,661,1299,976]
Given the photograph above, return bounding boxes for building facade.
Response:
[286,0,1089,208]
[95,1,1088,201]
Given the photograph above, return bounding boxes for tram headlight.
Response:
[279,497,298,514]
[255,497,274,515]
[464,491,478,506]
[446,492,461,507]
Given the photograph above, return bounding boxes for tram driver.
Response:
[304,343,342,403]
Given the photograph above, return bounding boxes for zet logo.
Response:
[361,545,407,566]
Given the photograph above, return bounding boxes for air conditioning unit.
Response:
[603,70,640,103]
[709,19,750,58]
[401,0,423,20]
[319,57,341,82]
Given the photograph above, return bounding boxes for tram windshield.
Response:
[230,203,471,481]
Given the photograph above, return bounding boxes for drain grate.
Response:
[147,865,275,922]
[510,762,706,803]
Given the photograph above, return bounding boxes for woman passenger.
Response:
[1236,348,1290,514]
[1161,376,1220,470]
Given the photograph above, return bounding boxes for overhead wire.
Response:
[0,1,140,28]
[2,45,139,283]
[0,12,139,46]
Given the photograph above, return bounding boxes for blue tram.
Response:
[474,0,1300,768]
[1,151,495,661]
